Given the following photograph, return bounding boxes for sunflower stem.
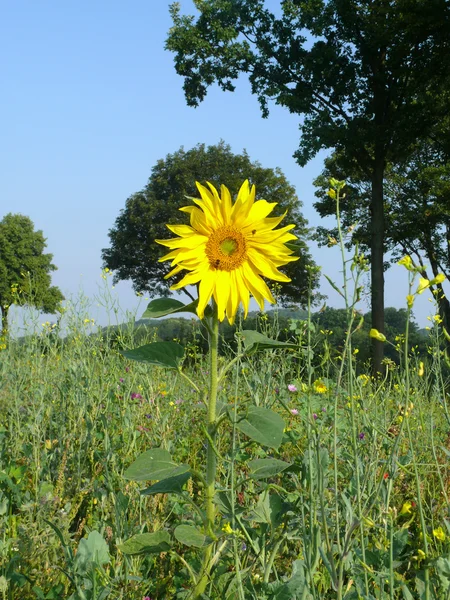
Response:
[194,304,219,598]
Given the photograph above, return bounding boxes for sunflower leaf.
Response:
[236,407,285,449]
[174,525,212,548]
[124,448,187,481]
[121,341,184,369]
[118,531,172,555]
[142,298,198,319]
[248,458,292,479]
[241,330,297,354]
[141,470,192,495]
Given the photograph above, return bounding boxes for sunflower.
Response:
[156,180,299,323]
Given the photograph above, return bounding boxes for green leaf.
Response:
[251,492,283,527]
[236,407,285,449]
[174,525,211,548]
[323,274,345,299]
[141,471,191,495]
[273,560,306,599]
[74,531,110,573]
[124,448,188,481]
[118,531,172,555]
[248,458,291,480]
[241,330,297,354]
[121,341,184,369]
[142,298,198,319]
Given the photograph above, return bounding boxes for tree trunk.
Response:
[371,159,385,374]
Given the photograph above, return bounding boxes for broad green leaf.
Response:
[251,492,283,527]
[174,525,211,548]
[142,298,198,319]
[248,458,291,480]
[118,531,172,555]
[241,330,297,354]
[141,470,191,495]
[121,341,184,369]
[236,407,285,449]
[124,448,188,481]
[273,560,306,599]
[74,531,110,572]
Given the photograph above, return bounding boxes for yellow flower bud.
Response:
[430,273,445,285]
[369,328,386,342]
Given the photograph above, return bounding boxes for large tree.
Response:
[102,141,319,307]
[166,0,450,371]
[314,133,450,331]
[0,214,64,334]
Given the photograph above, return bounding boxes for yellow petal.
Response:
[241,199,278,227]
[247,248,291,282]
[197,269,217,319]
[213,270,232,321]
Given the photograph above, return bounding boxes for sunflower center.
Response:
[206,226,247,271]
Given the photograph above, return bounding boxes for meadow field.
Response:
[1,268,450,600]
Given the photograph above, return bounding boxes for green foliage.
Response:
[3,286,450,598]
[235,406,285,449]
[121,341,185,369]
[166,0,450,371]
[167,0,449,166]
[124,448,189,481]
[0,213,64,332]
[118,531,172,555]
[101,141,319,306]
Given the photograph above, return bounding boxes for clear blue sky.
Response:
[1,1,438,328]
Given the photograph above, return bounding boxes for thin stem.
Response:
[193,306,219,598]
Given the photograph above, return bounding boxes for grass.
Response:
[2,183,450,599]
[1,285,450,600]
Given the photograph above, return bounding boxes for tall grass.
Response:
[1,261,450,599]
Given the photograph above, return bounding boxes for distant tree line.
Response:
[118,306,428,367]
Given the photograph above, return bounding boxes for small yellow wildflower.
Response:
[418,362,425,377]
[433,527,446,541]
[314,380,328,394]
[433,314,443,324]
[416,278,430,295]
[417,549,426,560]
[327,188,336,199]
[400,501,412,515]
[222,522,234,535]
[369,328,386,342]
[358,374,370,386]
[430,273,446,285]
[398,256,414,271]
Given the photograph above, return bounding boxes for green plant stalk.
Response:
[230,331,246,600]
[403,276,429,599]
[335,185,368,598]
[305,274,318,588]
[193,307,219,598]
